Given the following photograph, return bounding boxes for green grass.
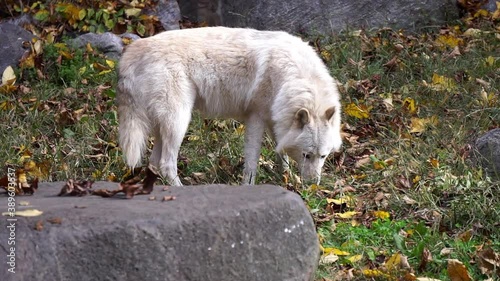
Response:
[1,13,499,281]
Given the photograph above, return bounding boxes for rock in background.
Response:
[178,0,460,34]
[473,128,500,179]
[0,22,35,74]
[68,32,141,59]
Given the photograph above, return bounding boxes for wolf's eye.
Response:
[302,153,311,159]
[320,155,327,159]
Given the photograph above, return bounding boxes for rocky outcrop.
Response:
[178,0,460,34]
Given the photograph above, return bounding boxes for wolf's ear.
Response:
[325,107,336,121]
[295,108,310,128]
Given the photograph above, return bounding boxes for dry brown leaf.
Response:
[456,229,473,242]
[447,259,472,281]
[35,220,43,231]
[419,248,433,271]
[162,196,176,202]
[476,248,500,276]
[47,217,62,225]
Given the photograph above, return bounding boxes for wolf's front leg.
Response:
[276,153,290,175]
[243,116,266,185]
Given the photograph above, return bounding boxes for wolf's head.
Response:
[275,103,342,184]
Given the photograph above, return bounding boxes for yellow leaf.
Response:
[2,209,43,217]
[98,70,112,75]
[430,73,457,91]
[86,42,94,52]
[235,124,245,136]
[485,56,495,67]
[59,50,74,60]
[373,210,390,220]
[321,50,332,62]
[493,1,500,20]
[386,252,402,271]
[435,34,463,49]
[335,211,359,219]
[79,66,86,75]
[429,157,440,168]
[0,100,15,110]
[78,8,86,20]
[125,8,142,17]
[46,32,55,44]
[105,59,115,69]
[347,254,363,263]
[309,183,319,191]
[2,66,16,86]
[33,39,43,55]
[403,97,418,114]
[323,247,350,256]
[327,197,348,205]
[363,269,390,278]
[447,259,472,281]
[413,175,421,183]
[473,9,489,18]
[410,116,438,133]
[345,102,371,119]
[188,135,200,141]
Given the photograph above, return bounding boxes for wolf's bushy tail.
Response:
[118,102,149,168]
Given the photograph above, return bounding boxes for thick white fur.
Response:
[117,27,342,186]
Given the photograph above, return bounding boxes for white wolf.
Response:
[117,27,342,186]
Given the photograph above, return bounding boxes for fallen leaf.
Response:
[58,179,94,196]
[435,34,463,49]
[362,269,390,279]
[335,211,359,219]
[319,254,339,264]
[347,254,363,263]
[162,195,176,201]
[447,259,472,281]
[373,210,390,220]
[403,195,417,205]
[429,73,457,92]
[419,248,433,271]
[327,197,350,205]
[35,220,43,231]
[345,102,371,119]
[456,229,473,242]
[323,247,350,256]
[2,66,16,87]
[47,217,62,224]
[2,209,43,217]
[386,252,402,271]
[476,248,500,276]
[402,97,418,115]
[410,116,438,134]
[440,248,454,256]
[19,201,30,206]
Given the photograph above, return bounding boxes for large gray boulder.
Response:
[0,22,35,73]
[178,0,459,34]
[474,128,500,178]
[0,182,319,281]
